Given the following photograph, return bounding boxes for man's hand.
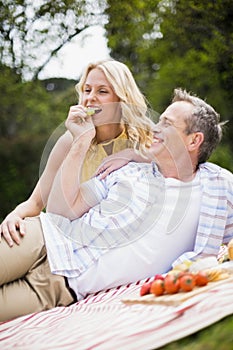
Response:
[0,213,26,247]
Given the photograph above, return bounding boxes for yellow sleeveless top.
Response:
[81,129,130,182]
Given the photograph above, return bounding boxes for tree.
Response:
[0,0,107,80]
[105,0,161,88]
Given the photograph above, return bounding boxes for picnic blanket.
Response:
[1,273,233,350]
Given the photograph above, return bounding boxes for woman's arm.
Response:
[46,108,96,220]
[0,131,73,246]
[95,148,150,179]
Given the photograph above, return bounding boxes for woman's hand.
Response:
[95,149,136,179]
[0,212,26,247]
[95,148,151,179]
[65,105,96,142]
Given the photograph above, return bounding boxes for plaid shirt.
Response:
[40,162,233,277]
[172,162,233,266]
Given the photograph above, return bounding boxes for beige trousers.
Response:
[0,217,75,323]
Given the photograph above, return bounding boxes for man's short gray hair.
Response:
[172,88,224,164]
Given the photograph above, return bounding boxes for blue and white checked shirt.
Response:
[40,161,233,278]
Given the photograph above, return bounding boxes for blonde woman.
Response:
[1,59,153,245]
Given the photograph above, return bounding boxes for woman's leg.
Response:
[0,217,45,285]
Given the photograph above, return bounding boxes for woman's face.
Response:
[81,68,121,127]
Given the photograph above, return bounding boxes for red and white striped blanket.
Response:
[0,274,233,350]
[0,246,231,349]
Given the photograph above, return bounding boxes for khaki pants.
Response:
[0,217,75,322]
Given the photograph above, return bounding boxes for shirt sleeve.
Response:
[79,175,108,209]
[69,163,157,249]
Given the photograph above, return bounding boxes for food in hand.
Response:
[86,107,102,116]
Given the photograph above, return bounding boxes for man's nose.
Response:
[152,122,161,133]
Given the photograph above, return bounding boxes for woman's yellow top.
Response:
[81,129,131,182]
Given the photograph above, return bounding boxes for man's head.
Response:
[172,88,223,164]
[149,88,223,166]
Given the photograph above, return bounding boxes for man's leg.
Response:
[0,217,75,322]
[0,217,45,285]
[0,275,46,322]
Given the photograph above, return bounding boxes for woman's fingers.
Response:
[0,219,26,246]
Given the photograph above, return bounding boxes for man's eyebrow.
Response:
[160,115,172,123]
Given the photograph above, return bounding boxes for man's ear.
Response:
[188,132,204,151]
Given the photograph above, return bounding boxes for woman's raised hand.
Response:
[65,105,96,142]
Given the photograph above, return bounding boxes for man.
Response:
[1,88,233,322]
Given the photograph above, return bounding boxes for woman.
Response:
[0,59,153,246]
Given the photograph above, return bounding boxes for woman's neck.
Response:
[96,123,124,144]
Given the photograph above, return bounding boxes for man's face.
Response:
[148,101,194,162]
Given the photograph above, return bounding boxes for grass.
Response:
[157,313,233,350]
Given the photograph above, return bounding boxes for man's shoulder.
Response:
[199,162,233,181]
[103,162,153,187]
[112,162,152,177]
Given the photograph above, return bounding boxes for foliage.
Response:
[0,0,107,80]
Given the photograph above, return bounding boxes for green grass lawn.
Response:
[158,313,233,350]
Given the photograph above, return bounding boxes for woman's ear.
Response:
[188,132,204,151]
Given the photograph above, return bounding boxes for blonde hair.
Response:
[76,59,153,154]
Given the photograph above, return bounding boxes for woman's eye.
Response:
[84,88,91,93]
[99,89,108,94]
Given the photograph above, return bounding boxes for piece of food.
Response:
[194,271,209,286]
[153,274,165,281]
[85,107,102,116]
[164,274,180,294]
[140,282,152,296]
[172,261,191,272]
[205,268,229,282]
[189,256,218,273]
[150,279,164,296]
[179,274,196,292]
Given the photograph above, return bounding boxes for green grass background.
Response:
[158,313,233,350]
